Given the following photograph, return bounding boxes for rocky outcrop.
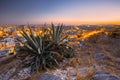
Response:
[37,73,62,80]
[92,71,120,80]
[37,67,93,80]
[94,53,110,62]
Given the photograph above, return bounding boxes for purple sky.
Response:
[0,0,120,24]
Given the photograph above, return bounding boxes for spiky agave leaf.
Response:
[17,24,74,73]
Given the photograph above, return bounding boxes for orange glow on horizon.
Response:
[33,18,120,25]
[54,20,120,25]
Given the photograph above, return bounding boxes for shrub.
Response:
[17,24,74,73]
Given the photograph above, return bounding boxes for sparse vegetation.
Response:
[0,25,120,80]
[107,26,120,39]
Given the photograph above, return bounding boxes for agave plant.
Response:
[17,24,74,73]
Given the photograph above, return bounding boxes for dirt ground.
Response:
[0,26,120,80]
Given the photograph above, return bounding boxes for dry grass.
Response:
[0,26,120,80]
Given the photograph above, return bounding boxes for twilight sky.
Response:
[0,0,120,24]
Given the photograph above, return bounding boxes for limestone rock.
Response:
[92,70,120,80]
[37,73,62,80]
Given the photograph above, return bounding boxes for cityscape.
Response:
[0,0,120,80]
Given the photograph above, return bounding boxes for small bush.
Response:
[17,24,74,73]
